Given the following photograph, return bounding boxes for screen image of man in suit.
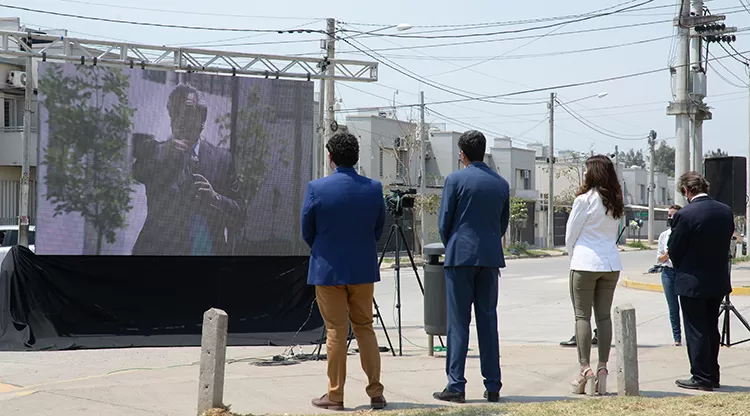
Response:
[301,132,387,412]
[668,171,734,391]
[433,130,510,404]
[132,83,245,255]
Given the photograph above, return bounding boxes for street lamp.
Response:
[546,91,608,248]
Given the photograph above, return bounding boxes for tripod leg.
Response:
[721,299,731,347]
[397,225,425,294]
[378,225,397,268]
[316,324,326,360]
[396,224,446,349]
[373,297,396,356]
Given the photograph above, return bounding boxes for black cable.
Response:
[339,0,654,40]
[558,101,646,139]
[427,107,535,145]
[0,3,326,33]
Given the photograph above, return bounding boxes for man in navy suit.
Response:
[301,132,387,411]
[433,130,510,403]
[668,171,734,391]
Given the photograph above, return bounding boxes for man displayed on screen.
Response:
[132,83,245,255]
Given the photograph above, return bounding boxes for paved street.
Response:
[2,250,750,415]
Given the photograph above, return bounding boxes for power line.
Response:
[55,0,326,20]
[336,8,748,54]
[557,102,647,141]
[336,47,750,112]
[427,107,534,145]
[0,3,326,33]
[338,0,654,40]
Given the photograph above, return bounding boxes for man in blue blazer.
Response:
[301,132,387,411]
[433,130,510,404]
[668,171,734,391]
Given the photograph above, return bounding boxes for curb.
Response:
[621,276,750,296]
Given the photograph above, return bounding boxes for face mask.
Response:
[666,218,673,228]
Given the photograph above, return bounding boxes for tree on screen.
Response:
[216,86,287,209]
[40,65,135,255]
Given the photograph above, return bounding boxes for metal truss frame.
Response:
[0,29,378,82]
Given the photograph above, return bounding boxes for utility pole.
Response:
[18,51,32,247]
[323,17,336,177]
[419,91,426,254]
[615,145,624,244]
[746,71,750,238]
[547,92,555,249]
[648,131,657,245]
[690,0,706,173]
[671,0,692,205]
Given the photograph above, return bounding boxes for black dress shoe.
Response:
[484,390,500,402]
[560,335,576,347]
[433,389,465,403]
[713,382,721,389]
[676,378,714,391]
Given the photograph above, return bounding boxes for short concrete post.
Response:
[614,304,639,396]
[197,308,229,416]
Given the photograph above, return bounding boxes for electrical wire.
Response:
[557,102,647,141]
[0,3,326,33]
[336,47,750,112]
[339,0,654,40]
[55,0,326,20]
[336,8,749,54]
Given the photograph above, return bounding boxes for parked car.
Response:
[0,225,36,265]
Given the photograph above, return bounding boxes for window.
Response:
[661,188,666,204]
[4,100,10,127]
[640,184,646,202]
[518,169,531,190]
[396,150,407,178]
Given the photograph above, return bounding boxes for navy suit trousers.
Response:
[445,266,502,393]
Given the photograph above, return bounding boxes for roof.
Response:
[0,225,36,231]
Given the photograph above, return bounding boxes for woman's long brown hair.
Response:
[576,155,624,219]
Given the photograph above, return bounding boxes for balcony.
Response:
[0,127,38,166]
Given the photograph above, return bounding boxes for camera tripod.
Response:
[312,296,396,360]
[719,294,750,347]
[378,216,445,356]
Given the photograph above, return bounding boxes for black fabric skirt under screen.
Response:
[0,246,322,351]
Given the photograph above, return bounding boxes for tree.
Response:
[541,150,586,212]
[619,149,646,169]
[653,141,675,176]
[509,196,529,244]
[40,65,135,255]
[216,85,281,208]
[705,148,729,158]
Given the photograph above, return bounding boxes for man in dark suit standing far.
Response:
[433,130,510,403]
[301,132,387,411]
[668,171,734,391]
[132,83,245,255]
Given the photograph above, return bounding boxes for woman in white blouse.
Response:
[565,155,624,396]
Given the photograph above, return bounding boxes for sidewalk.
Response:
[622,264,750,296]
[1,344,749,415]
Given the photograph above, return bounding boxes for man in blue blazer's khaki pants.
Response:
[433,130,510,404]
[301,133,387,412]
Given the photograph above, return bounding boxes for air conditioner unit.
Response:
[522,170,530,179]
[7,71,26,88]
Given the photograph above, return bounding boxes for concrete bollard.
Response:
[614,304,639,396]
[197,308,229,416]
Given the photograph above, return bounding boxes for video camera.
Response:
[385,188,416,218]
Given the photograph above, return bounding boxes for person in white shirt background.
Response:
[564,155,624,396]
[657,204,683,346]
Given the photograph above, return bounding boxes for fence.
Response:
[0,180,37,225]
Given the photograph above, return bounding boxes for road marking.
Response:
[0,382,21,393]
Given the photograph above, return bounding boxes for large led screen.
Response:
[36,63,313,256]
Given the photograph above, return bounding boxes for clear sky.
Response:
[5,0,750,159]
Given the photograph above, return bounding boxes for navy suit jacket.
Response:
[301,167,386,286]
[667,195,734,298]
[439,162,510,268]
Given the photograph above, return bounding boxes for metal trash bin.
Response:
[423,243,447,336]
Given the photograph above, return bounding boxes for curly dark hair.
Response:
[326,132,359,168]
[677,171,709,197]
[458,130,486,163]
[576,154,624,219]
[167,83,207,121]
